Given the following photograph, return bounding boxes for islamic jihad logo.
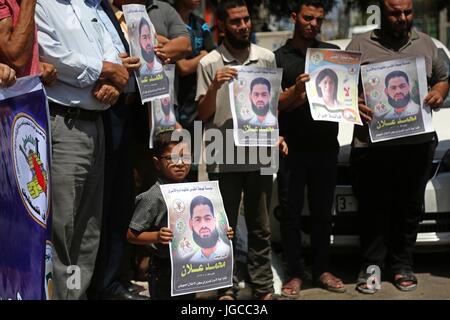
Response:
[12,113,49,227]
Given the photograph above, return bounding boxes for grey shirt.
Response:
[196,43,277,173]
[346,28,449,147]
[145,0,189,39]
[130,181,168,258]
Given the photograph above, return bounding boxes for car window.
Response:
[437,48,450,109]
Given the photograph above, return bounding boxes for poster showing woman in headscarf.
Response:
[149,65,176,148]
[361,56,432,142]
[305,48,362,125]
[123,4,169,103]
[160,181,233,297]
[228,66,282,146]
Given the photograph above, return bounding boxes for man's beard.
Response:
[141,46,155,63]
[162,103,171,116]
[193,228,219,249]
[381,15,412,38]
[225,28,250,50]
[252,101,270,117]
[388,93,411,109]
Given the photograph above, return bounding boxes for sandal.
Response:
[317,272,347,293]
[281,277,302,298]
[355,271,379,294]
[258,292,288,300]
[393,271,417,292]
[218,294,236,300]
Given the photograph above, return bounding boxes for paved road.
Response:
[194,249,450,300]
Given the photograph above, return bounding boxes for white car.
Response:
[269,37,450,248]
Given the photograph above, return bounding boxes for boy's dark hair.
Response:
[292,1,325,14]
[190,195,215,218]
[217,0,247,21]
[153,131,183,157]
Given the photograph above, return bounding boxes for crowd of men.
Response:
[0,0,448,300]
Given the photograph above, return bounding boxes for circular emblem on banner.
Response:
[12,113,49,227]
[173,199,185,213]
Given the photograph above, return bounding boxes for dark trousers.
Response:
[149,256,195,300]
[280,149,338,280]
[209,171,274,298]
[89,99,135,296]
[350,141,435,273]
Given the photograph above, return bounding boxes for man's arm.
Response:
[0,0,36,71]
[155,35,191,63]
[197,66,237,122]
[36,3,127,89]
[425,81,449,109]
[176,50,208,77]
[278,73,310,112]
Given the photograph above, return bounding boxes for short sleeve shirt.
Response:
[195,43,277,173]
[145,0,189,39]
[346,29,449,147]
[130,181,169,258]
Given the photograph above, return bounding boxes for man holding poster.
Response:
[347,0,449,294]
[274,1,346,297]
[196,0,286,300]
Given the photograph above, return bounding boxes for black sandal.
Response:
[393,272,418,292]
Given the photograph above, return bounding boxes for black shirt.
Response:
[275,39,339,152]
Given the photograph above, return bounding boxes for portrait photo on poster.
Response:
[305,48,362,125]
[149,65,176,148]
[122,4,170,103]
[229,66,282,147]
[361,56,433,142]
[160,181,233,297]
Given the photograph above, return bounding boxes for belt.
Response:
[49,102,102,121]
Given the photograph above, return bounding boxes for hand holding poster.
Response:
[361,56,433,142]
[160,181,233,297]
[228,66,282,146]
[0,76,52,300]
[305,48,362,125]
[149,65,176,148]
[123,4,170,103]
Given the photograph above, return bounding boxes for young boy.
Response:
[127,131,233,299]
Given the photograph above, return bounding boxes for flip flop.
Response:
[393,272,417,292]
[281,277,302,298]
[355,271,379,294]
[318,272,347,293]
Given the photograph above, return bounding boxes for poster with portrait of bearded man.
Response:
[361,56,433,142]
[160,181,233,297]
[229,66,282,146]
[123,4,170,103]
[150,65,176,148]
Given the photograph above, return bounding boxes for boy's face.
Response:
[154,142,191,183]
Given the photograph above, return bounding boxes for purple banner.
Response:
[0,76,52,300]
